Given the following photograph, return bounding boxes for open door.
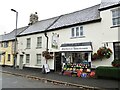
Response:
[55,52,61,72]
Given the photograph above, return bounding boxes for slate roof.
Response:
[19,17,60,36]
[49,4,101,30]
[99,0,120,10]
[0,26,28,42]
[19,4,101,36]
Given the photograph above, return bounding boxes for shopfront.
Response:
[60,42,92,63]
[60,42,93,77]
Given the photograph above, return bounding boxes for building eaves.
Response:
[18,16,60,36]
[48,4,101,30]
[18,4,101,37]
[99,0,120,11]
[0,26,28,42]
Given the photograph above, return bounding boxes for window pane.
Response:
[80,26,83,36]
[26,54,30,63]
[113,18,118,25]
[71,28,75,37]
[37,54,41,64]
[114,42,120,60]
[76,27,79,37]
[118,17,120,25]
[118,10,120,17]
[112,10,118,17]
[27,38,31,48]
[8,54,10,61]
[4,42,8,48]
[112,9,120,26]
[37,37,42,47]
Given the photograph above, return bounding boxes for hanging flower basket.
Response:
[92,47,112,61]
[42,51,53,59]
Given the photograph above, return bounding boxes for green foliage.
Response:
[92,47,112,61]
[112,59,120,67]
[96,66,120,79]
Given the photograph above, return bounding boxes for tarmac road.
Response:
[1,73,77,88]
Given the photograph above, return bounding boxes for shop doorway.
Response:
[55,52,61,72]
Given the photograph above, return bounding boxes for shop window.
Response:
[37,37,42,48]
[114,42,120,60]
[112,8,120,26]
[36,54,41,65]
[26,54,30,64]
[71,26,84,38]
[8,54,10,61]
[26,38,31,49]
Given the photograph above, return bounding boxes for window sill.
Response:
[110,25,120,28]
[35,64,42,66]
[26,48,31,49]
[36,47,42,49]
[25,63,30,65]
[70,36,85,39]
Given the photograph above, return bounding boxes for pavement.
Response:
[0,66,120,90]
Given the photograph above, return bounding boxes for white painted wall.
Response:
[47,7,119,68]
[17,33,54,70]
[17,6,119,69]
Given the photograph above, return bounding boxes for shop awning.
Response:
[60,42,92,52]
[0,51,5,55]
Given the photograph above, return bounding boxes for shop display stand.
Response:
[62,62,91,77]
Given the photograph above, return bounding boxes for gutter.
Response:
[17,18,101,37]
[99,3,120,11]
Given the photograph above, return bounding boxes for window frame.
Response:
[112,8,120,26]
[114,42,120,60]
[4,42,8,48]
[71,26,84,38]
[26,38,31,49]
[37,37,42,48]
[36,54,42,65]
[26,54,30,64]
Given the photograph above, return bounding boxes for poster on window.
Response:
[51,33,59,49]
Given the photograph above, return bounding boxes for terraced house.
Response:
[16,0,120,71]
[1,0,120,71]
[0,27,27,66]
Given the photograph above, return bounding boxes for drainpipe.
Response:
[44,32,48,64]
[44,15,62,64]
[44,32,49,52]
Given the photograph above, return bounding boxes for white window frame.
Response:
[36,54,41,65]
[37,37,42,48]
[71,26,84,38]
[112,8,120,26]
[26,54,30,64]
[26,38,31,49]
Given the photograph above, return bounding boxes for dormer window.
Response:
[112,8,120,26]
[71,26,84,38]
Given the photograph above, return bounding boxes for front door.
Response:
[19,55,23,69]
[55,52,61,72]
